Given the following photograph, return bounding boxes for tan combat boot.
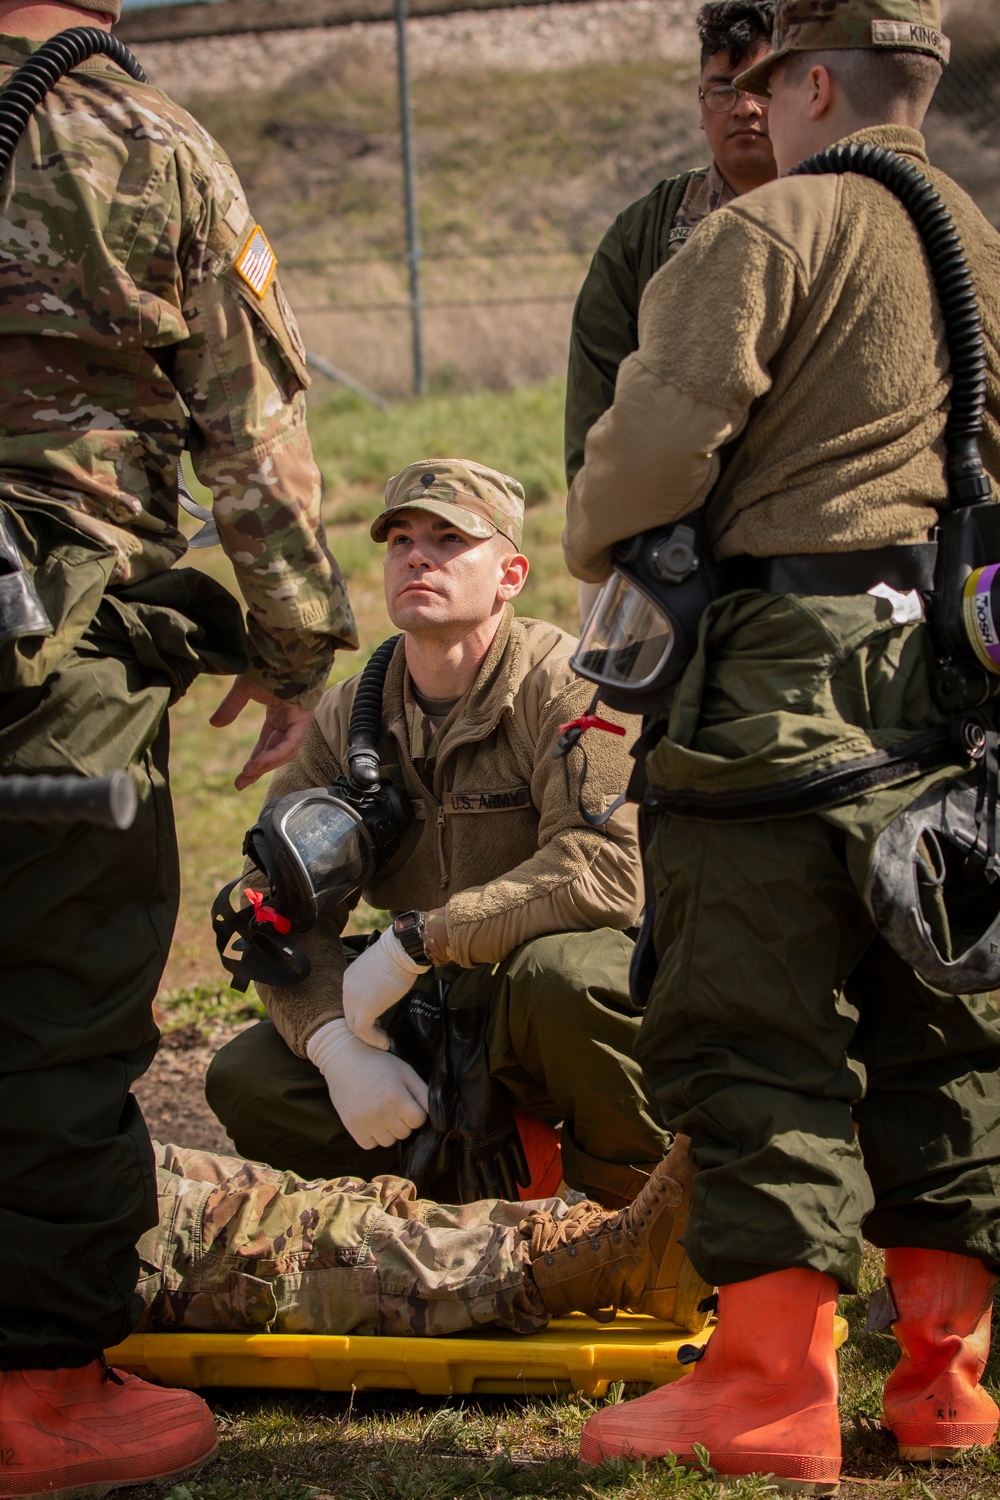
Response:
[520,1134,714,1333]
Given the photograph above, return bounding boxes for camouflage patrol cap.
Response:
[72,0,124,18]
[371,458,525,549]
[736,0,950,95]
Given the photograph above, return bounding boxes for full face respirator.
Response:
[212,636,411,991]
[566,142,1000,997]
[571,510,722,715]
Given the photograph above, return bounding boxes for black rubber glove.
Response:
[445,999,530,1203]
[388,980,453,1190]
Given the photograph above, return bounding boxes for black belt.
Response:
[720,542,938,597]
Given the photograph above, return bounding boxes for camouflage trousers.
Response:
[136,1143,555,1337]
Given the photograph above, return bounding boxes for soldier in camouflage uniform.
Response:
[563,0,1000,1483]
[564,1,776,500]
[136,1136,697,1339]
[0,0,356,1491]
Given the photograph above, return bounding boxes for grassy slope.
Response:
[180,59,705,399]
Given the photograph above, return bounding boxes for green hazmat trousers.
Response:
[636,589,1000,1292]
[0,498,247,1368]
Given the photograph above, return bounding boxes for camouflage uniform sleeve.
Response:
[168,144,358,705]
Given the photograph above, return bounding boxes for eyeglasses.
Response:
[699,84,768,113]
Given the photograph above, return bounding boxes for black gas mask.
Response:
[570,511,721,716]
[212,636,411,991]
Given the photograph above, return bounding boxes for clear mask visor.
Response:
[571,571,676,693]
[278,795,372,912]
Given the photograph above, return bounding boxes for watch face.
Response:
[394,910,426,959]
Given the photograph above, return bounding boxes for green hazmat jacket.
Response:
[565,163,735,486]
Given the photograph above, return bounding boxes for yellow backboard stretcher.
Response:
[106,1313,849,1399]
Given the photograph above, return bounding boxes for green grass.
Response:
[123,1327,1000,1500]
[309,380,567,507]
[156,982,265,1035]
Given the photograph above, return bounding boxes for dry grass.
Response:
[181,58,700,399]
[172,47,1000,400]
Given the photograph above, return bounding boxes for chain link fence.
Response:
[938,4,1000,125]
[159,0,1000,399]
[922,5,1000,230]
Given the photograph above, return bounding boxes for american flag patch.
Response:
[235,226,278,299]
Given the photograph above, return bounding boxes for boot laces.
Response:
[519,1199,616,1263]
[518,1158,679,1265]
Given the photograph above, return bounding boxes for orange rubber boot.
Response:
[881,1247,998,1461]
[579,1267,841,1495]
[0,1359,218,1499]
[514,1112,563,1201]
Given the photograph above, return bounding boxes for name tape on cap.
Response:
[870,19,951,63]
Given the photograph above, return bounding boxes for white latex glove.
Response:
[341,924,430,1051]
[306,1018,430,1151]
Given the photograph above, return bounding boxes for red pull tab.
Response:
[558,713,627,738]
[244,887,292,935]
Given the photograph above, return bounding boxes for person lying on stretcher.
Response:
[134,1139,710,1337]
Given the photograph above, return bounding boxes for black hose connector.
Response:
[0,770,138,828]
[0,28,146,183]
[791,143,992,506]
[346,634,401,789]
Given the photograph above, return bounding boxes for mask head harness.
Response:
[212,636,412,991]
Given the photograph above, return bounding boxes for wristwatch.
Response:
[392,909,428,963]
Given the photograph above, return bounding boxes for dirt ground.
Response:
[134,1018,246,1156]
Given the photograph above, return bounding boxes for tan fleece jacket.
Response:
[564,126,1000,582]
[256,608,642,1056]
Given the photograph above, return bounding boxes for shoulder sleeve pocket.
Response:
[217,221,311,397]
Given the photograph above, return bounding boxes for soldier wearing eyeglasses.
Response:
[565,1,776,496]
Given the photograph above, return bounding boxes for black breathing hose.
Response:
[346,634,402,789]
[0,27,146,181]
[791,143,991,506]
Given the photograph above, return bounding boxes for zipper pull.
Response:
[436,803,447,888]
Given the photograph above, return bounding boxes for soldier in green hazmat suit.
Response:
[562,0,1000,1485]
[0,0,356,1492]
[564,0,777,492]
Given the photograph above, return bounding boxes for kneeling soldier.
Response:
[208,460,699,1333]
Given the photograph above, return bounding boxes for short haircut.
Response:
[783,47,943,126]
[697,1,775,71]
